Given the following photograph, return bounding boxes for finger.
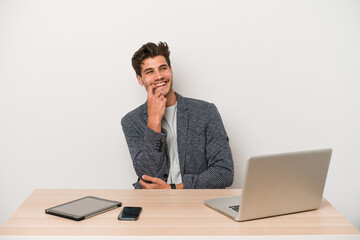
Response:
[155,91,163,99]
[147,84,156,96]
[139,179,151,189]
[142,175,158,183]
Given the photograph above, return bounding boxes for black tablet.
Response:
[45,196,122,221]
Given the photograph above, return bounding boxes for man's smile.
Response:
[154,81,167,88]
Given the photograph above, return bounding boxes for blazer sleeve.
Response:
[121,114,169,188]
[182,103,234,189]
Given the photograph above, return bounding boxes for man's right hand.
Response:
[147,84,167,133]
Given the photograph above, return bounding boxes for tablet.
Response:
[45,196,122,221]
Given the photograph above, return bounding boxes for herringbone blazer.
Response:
[121,92,234,189]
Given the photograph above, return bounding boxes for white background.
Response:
[0,0,359,230]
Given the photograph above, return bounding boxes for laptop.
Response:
[204,148,332,221]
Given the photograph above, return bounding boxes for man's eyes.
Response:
[144,67,167,75]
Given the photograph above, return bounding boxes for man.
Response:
[121,42,234,189]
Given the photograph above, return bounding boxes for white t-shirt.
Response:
[162,102,182,184]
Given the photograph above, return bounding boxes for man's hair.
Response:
[131,42,171,76]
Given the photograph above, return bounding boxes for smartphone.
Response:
[118,207,142,221]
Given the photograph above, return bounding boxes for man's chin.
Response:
[155,87,170,96]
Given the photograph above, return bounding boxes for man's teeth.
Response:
[156,82,166,87]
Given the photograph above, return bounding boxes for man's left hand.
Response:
[139,175,171,189]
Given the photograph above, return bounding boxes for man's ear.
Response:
[136,75,144,86]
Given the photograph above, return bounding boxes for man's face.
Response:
[136,55,173,97]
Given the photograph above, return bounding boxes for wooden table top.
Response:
[0,189,359,237]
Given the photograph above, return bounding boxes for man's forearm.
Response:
[122,118,168,179]
[182,166,234,189]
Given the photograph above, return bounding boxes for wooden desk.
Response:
[0,189,359,239]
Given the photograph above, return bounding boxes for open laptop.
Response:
[204,148,332,221]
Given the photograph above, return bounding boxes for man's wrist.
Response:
[170,184,176,189]
[147,118,162,133]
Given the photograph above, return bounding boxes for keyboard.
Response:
[229,205,239,212]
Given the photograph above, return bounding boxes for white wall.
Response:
[0,0,359,230]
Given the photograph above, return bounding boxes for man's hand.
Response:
[139,175,171,189]
[147,84,167,133]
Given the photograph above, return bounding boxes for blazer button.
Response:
[163,174,168,178]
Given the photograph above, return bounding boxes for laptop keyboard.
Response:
[229,205,239,212]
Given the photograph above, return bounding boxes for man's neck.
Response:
[165,89,177,107]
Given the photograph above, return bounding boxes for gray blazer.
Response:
[121,92,234,189]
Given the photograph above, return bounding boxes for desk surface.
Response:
[0,189,359,237]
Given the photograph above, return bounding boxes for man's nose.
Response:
[154,70,163,80]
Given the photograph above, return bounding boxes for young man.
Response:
[121,42,234,189]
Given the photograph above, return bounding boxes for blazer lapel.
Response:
[175,93,188,175]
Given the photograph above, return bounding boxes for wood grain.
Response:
[0,189,359,236]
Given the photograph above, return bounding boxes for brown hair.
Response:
[131,42,171,76]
